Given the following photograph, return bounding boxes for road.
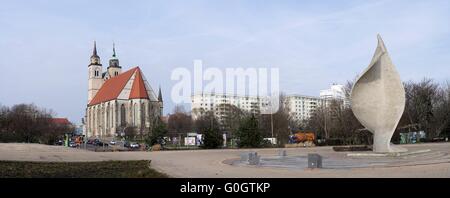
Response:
[0,142,449,178]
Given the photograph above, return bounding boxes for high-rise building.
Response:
[286,95,325,121]
[320,84,350,107]
[191,93,270,122]
[191,93,325,124]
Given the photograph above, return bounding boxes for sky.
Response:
[0,0,449,124]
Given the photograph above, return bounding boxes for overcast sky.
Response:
[1,0,449,124]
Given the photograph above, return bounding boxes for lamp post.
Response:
[270,101,274,139]
[122,126,128,141]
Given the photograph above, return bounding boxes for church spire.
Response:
[112,42,116,58]
[90,41,101,66]
[158,86,163,102]
[108,42,121,68]
[93,41,98,57]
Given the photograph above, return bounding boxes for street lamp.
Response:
[121,126,128,141]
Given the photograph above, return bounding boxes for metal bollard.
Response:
[308,153,322,168]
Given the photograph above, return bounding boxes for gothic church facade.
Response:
[85,42,163,138]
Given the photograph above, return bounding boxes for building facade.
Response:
[85,42,163,139]
[286,95,325,121]
[191,93,270,123]
[320,84,350,107]
[191,93,324,123]
[190,85,349,125]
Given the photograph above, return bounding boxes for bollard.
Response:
[240,152,250,162]
[278,150,287,157]
[248,152,260,165]
[308,153,322,168]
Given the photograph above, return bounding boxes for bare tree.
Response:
[0,104,63,144]
[124,126,137,140]
[220,104,247,139]
[433,81,450,137]
[194,111,221,134]
[259,93,291,145]
[168,105,192,136]
[402,79,441,138]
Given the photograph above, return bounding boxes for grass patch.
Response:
[0,160,169,178]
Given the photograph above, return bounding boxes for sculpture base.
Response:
[347,149,431,157]
[373,132,408,153]
[388,144,408,153]
[373,144,408,153]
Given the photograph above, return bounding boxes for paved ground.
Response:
[0,143,449,178]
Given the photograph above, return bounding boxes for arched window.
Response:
[106,104,110,130]
[134,103,138,126]
[141,102,145,129]
[120,104,126,127]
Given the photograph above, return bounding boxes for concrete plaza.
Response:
[0,143,449,178]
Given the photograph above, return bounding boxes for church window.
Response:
[120,104,126,127]
[141,103,145,130]
[106,105,110,130]
[134,103,138,125]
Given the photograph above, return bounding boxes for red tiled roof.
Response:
[89,67,152,106]
[129,68,149,99]
[51,118,71,125]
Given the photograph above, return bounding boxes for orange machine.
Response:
[293,131,315,143]
[74,136,83,145]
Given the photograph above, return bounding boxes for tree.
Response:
[402,79,442,138]
[431,81,450,137]
[194,111,223,149]
[254,93,292,146]
[123,126,137,140]
[168,105,192,136]
[305,80,367,145]
[236,115,263,148]
[220,104,247,140]
[146,119,168,146]
[201,127,223,149]
[0,105,12,141]
[194,111,221,135]
[0,103,69,144]
[271,94,291,145]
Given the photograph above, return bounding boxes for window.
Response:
[133,103,138,125]
[120,104,126,126]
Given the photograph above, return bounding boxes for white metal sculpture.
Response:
[351,35,407,153]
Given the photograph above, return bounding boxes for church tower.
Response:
[106,43,122,79]
[158,86,163,116]
[87,41,104,104]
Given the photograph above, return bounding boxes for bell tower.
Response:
[88,41,104,104]
[106,43,122,79]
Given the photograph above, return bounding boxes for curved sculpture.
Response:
[351,35,407,153]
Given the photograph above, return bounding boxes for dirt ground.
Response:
[0,142,449,178]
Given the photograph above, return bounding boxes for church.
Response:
[85,42,163,139]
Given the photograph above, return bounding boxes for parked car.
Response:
[110,140,116,145]
[55,140,63,146]
[97,142,108,147]
[124,141,131,148]
[130,142,140,149]
[93,139,108,147]
[69,141,77,148]
[87,139,96,144]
